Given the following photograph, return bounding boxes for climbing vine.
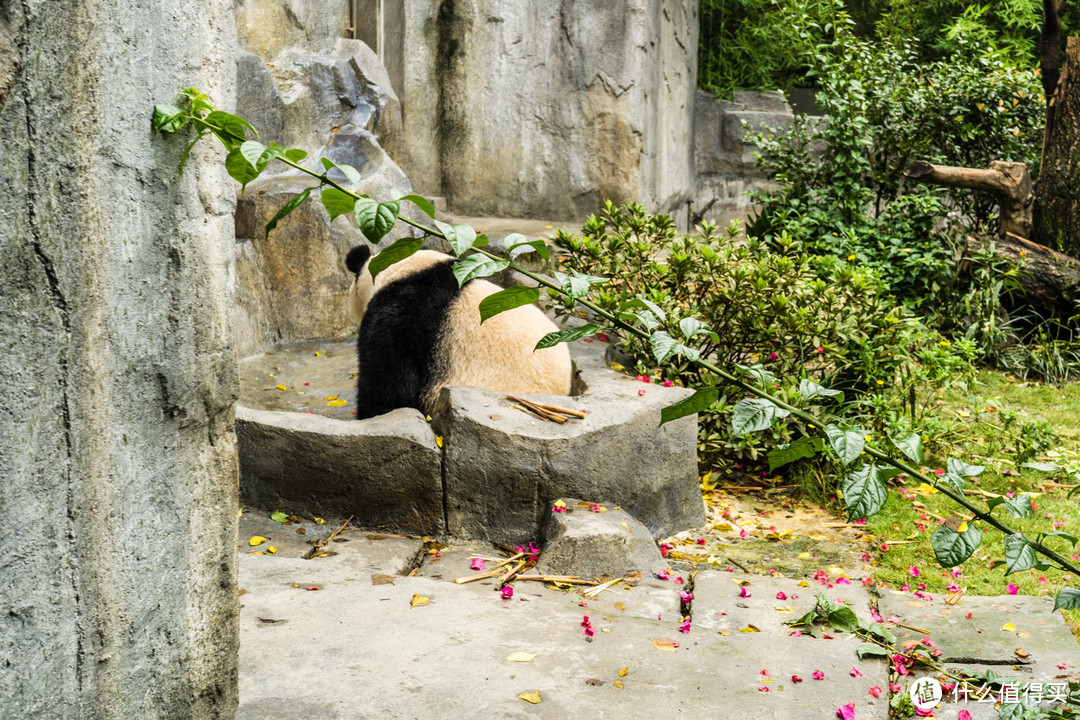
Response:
[153,88,1080,646]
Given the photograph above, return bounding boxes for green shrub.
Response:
[552,202,976,477]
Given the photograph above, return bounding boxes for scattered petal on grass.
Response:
[248,536,267,546]
[505,652,536,663]
[1007,583,1019,595]
[812,670,825,680]
[411,594,430,608]
[518,691,541,704]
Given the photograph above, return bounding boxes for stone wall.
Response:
[0,1,239,717]
[385,0,699,226]
[691,89,796,228]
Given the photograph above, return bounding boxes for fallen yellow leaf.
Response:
[266,546,277,554]
[917,483,939,494]
[618,667,629,677]
[774,606,794,614]
[553,499,566,508]
[1002,622,1017,632]
[275,385,288,391]
[718,630,732,636]
[613,680,624,689]
[435,435,443,448]
[798,552,811,559]
[505,652,536,663]
[327,399,347,407]
[249,536,267,546]
[614,602,626,612]
[798,580,810,587]
[652,638,679,652]
[518,691,541,704]
[739,625,761,633]
[313,517,325,525]
[411,594,430,608]
[324,395,340,401]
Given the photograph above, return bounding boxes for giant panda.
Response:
[344,244,573,420]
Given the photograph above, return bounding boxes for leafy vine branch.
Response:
[152,88,1080,614]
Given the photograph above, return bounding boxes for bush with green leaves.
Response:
[747,27,1044,322]
[552,201,976,475]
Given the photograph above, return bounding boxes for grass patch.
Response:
[864,369,1080,636]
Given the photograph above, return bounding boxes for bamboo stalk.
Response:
[582,577,623,597]
[500,560,527,584]
[894,621,931,634]
[513,404,551,422]
[507,395,586,419]
[515,575,599,585]
[454,569,503,584]
[516,397,567,423]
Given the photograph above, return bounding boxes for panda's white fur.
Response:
[346,246,572,418]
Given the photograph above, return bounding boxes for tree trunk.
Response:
[905,160,1034,240]
[1033,37,1080,256]
[964,232,1080,318]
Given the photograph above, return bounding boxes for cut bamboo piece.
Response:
[454,569,503,584]
[515,575,599,585]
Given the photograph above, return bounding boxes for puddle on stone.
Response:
[239,337,358,420]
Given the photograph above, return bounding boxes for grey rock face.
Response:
[0,1,239,717]
[438,341,704,545]
[392,0,698,225]
[237,406,445,536]
[534,499,665,578]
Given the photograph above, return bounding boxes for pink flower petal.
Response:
[869,686,882,698]
[836,703,855,720]
[791,675,803,683]
[501,586,514,600]
[739,586,751,598]
[776,591,788,600]
[958,711,972,720]
[1007,583,1019,595]
[470,558,485,571]
[850,667,863,678]
[812,670,825,680]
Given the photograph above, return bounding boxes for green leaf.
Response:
[477,285,539,323]
[1021,461,1060,472]
[367,236,422,281]
[768,437,824,472]
[555,270,607,301]
[1053,587,1080,613]
[619,309,661,332]
[320,187,358,221]
[660,387,719,426]
[270,510,288,523]
[435,220,478,257]
[201,110,255,149]
[798,378,842,400]
[824,424,865,466]
[737,363,778,388]
[826,606,860,633]
[947,458,984,478]
[264,187,313,240]
[1003,534,1037,576]
[650,331,679,364]
[940,472,967,493]
[1044,530,1079,547]
[535,323,604,350]
[397,193,436,219]
[224,146,266,190]
[678,317,719,343]
[840,464,887,521]
[731,398,790,436]
[987,494,1033,519]
[152,104,188,134]
[856,643,890,660]
[451,254,509,287]
[177,131,208,176]
[504,234,551,261]
[319,157,362,183]
[930,522,982,567]
[355,198,401,244]
[283,148,308,162]
[890,431,923,464]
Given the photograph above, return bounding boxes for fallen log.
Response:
[962,231,1080,318]
[905,160,1034,240]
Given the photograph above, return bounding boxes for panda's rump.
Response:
[433,279,572,401]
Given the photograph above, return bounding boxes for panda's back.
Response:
[354,254,572,418]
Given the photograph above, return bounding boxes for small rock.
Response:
[533,499,665,578]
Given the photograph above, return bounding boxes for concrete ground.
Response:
[236,512,1080,720]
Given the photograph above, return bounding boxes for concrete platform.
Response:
[235,511,1080,719]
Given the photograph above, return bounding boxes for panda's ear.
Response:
[345,245,372,275]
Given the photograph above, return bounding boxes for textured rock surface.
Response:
[236,406,445,536]
[389,1,698,224]
[692,89,795,227]
[0,1,239,717]
[438,341,704,544]
[534,500,665,578]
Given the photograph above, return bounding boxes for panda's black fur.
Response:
[345,245,459,419]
